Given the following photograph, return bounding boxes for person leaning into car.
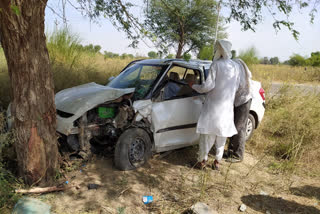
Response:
[189,39,241,170]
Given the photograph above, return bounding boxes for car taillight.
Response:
[259,88,265,101]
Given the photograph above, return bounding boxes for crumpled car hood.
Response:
[55,82,135,115]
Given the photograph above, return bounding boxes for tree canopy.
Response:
[143,0,226,58]
[148,51,158,58]
[288,52,320,66]
[224,0,318,40]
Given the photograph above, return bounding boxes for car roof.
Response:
[136,59,212,70]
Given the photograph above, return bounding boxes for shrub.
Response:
[0,113,20,210]
[166,54,174,59]
[308,51,320,66]
[148,51,158,58]
[238,46,259,65]
[288,54,307,66]
[183,53,191,61]
[269,57,279,65]
[47,28,83,67]
[197,45,214,60]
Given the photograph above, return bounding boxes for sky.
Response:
[45,1,320,61]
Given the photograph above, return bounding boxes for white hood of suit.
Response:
[214,40,232,60]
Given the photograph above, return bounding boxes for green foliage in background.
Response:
[238,46,259,65]
[183,53,191,61]
[269,57,279,65]
[231,50,236,59]
[148,51,158,58]
[47,28,83,66]
[104,51,120,59]
[166,54,174,59]
[308,51,320,66]
[198,45,214,60]
[79,44,102,54]
[288,54,308,66]
[288,52,320,66]
[144,0,226,58]
[120,53,134,59]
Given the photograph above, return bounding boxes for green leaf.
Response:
[10,5,20,15]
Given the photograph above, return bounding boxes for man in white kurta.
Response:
[190,40,241,169]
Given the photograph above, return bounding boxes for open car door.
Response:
[151,65,205,152]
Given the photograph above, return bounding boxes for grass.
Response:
[251,64,320,84]
[0,29,134,109]
[248,86,320,175]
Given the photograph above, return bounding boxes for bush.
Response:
[0,113,20,210]
[269,57,279,65]
[288,54,307,66]
[148,51,158,58]
[197,45,214,60]
[104,51,119,59]
[238,46,259,66]
[183,53,191,61]
[47,28,83,66]
[288,52,320,67]
[166,54,174,59]
[308,51,320,66]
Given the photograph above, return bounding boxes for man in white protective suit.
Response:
[189,39,241,170]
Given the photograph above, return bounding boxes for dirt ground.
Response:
[39,147,320,214]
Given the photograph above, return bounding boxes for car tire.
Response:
[114,128,152,170]
[245,114,256,141]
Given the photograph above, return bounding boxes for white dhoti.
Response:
[198,134,227,162]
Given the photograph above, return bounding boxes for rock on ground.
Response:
[189,202,218,214]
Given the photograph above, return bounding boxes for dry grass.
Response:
[248,86,320,175]
[251,64,320,84]
[0,47,133,109]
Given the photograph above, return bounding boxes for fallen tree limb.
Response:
[15,185,79,194]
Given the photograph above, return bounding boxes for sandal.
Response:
[194,160,207,170]
[212,160,219,170]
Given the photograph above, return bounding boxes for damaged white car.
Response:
[55,59,265,170]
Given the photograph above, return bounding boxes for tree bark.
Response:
[176,19,184,58]
[0,0,58,185]
[176,42,183,59]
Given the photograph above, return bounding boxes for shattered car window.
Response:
[107,64,165,99]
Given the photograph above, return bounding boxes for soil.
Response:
[39,147,320,214]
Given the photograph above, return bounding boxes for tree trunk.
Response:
[0,0,58,185]
[176,19,184,59]
[176,42,183,58]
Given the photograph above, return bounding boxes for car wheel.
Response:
[245,114,256,141]
[114,128,152,170]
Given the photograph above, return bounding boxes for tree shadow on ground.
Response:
[241,195,320,214]
[50,154,182,213]
[290,185,320,201]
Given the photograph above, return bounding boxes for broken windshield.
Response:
[107,63,166,99]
